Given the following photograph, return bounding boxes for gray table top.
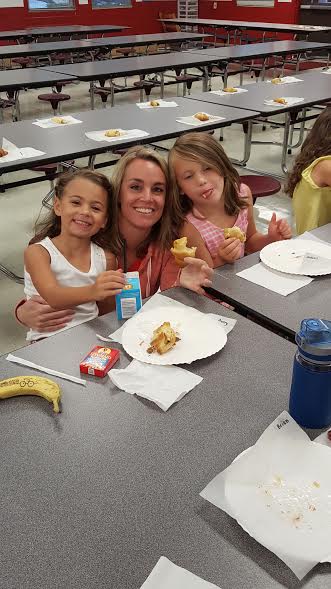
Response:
[210,224,331,341]
[0,24,128,41]
[3,287,319,589]
[42,50,221,80]
[160,17,331,33]
[86,31,211,48]
[0,67,77,92]
[188,39,331,60]
[0,98,256,173]
[187,69,331,115]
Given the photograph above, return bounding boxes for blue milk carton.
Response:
[115,271,142,320]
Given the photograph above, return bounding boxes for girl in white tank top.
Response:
[24,169,125,341]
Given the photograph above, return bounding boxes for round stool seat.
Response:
[12,56,34,68]
[133,80,155,89]
[175,74,200,91]
[30,160,75,179]
[38,92,71,113]
[117,47,134,56]
[240,175,281,204]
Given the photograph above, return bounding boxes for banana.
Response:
[0,376,61,413]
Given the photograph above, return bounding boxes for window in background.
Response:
[92,0,131,8]
[28,0,74,10]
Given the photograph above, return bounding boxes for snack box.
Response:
[80,346,120,377]
[116,271,142,320]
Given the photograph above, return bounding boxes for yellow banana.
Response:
[0,376,61,413]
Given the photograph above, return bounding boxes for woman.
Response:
[16,146,213,332]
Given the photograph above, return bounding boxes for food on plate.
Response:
[271,78,282,84]
[150,100,160,107]
[0,148,8,157]
[104,129,122,137]
[0,375,61,413]
[170,237,197,268]
[147,322,178,355]
[273,97,287,105]
[224,226,246,243]
[51,116,68,124]
[194,112,209,121]
[223,87,238,93]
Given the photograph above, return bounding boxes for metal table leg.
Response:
[90,81,95,110]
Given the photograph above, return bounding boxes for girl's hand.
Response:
[93,269,125,301]
[218,238,242,264]
[16,295,74,331]
[179,258,213,295]
[268,213,292,242]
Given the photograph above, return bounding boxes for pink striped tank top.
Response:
[186,184,249,259]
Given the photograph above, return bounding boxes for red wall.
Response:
[0,1,175,35]
[199,0,300,28]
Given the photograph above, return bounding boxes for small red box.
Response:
[80,346,120,377]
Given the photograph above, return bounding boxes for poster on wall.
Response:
[28,0,74,9]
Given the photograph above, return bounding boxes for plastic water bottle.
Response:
[289,319,331,428]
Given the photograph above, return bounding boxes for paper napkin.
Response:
[136,100,178,109]
[0,138,45,163]
[33,115,82,128]
[266,76,303,84]
[176,114,225,127]
[211,88,248,96]
[237,262,313,296]
[141,557,222,588]
[109,359,202,411]
[85,129,149,143]
[264,97,304,107]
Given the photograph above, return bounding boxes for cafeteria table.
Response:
[0,24,128,43]
[2,286,318,589]
[209,224,331,342]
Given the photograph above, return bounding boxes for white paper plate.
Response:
[121,306,227,365]
[260,239,331,276]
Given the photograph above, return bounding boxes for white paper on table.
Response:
[109,359,202,411]
[136,100,178,109]
[6,353,86,386]
[211,87,248,96]
[264,97,304,107]
[296,231,330,245]
[236,262,313,296]
[107,293,236,343]
[266,76,303,84]
[140,557,221,588]
[85,128,149,143]
[33,115,82,128]
[321,68,331,75]
[200,411,331,579]
[314,429,331,448]
[0,138,45,162]
[176,114,225,127]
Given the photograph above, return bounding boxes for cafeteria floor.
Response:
[1,64,308,356]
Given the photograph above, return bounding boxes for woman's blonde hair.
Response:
[111,146,182,255]
[285,107,331,197]
[32,168,119,251]
[168,132,246,217]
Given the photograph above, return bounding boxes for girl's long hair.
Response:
[285,107,331,197]
[111,146,182,256]
[168,132,246,220]
[32,168,119,251]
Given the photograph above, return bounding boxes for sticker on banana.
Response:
[0,376,61,413]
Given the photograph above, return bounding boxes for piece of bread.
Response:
[147,322,178,355]
[271,78,282,84]
[170,237,197,268]
[150,100,160,107]
[273,97,287,105]
[51,116,67,124]
[0,148,8,157]
[223,87,237,93]
[194,112,209,121]
[223,227,246,243]
[104,129,121,137]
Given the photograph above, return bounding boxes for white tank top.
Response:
[24,236,107,341]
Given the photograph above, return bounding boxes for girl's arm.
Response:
[96,252,123,316]
[25,245,124,311]
[179,220,215,267]
[244,188,292,254]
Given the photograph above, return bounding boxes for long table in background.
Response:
[0,24,129,42]
[209,224,331,342]
[2,287,314,589]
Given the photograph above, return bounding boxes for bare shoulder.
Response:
[24,243,51,269]
[313,159,331,186]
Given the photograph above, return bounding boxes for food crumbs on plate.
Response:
[308,504,316,511]
[313,481,320,488]
[273,475,284,487]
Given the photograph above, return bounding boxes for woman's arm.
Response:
[15,296,75,331]
[244,188,292,254]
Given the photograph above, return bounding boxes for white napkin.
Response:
[109,359,202,411]
[136,100,178,109]
[141,557,222,588]
[85,128,149,143]
[237,262,313,296]
[106,293,236,344]
[266,76,303,84]
[6,353,86,386]
[321,68,331,75]
[264,97,304,107]
[211,87,248,96]
[176,114,225,127]
[296,231,330,245]
[33,115,82,128]
[0,138,45,163]
[200,411,331,579]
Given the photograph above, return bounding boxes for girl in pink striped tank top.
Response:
[169,133,292,268]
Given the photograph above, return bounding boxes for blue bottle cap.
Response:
[296,318,331,358]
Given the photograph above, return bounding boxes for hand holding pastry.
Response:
[223,227,246,243]
[267,212,292,242]
[171,237,197,268]
[218,237,243,264]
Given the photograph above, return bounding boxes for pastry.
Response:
[150,100,160,107]
[194,112,209,121]
[0,148,8,157]
[223,87,237,93]
[273,97,287,105]
[224,227,246,243]
[147,322,178,355]
[271,78,282,84]
[104,129,122,137]
[170,237,197,268]
[51,116,67,124]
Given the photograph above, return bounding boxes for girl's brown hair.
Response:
[168,132,246,218]
[111,146,182,256]
[32,168,119,251]
[285,107,331,197]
